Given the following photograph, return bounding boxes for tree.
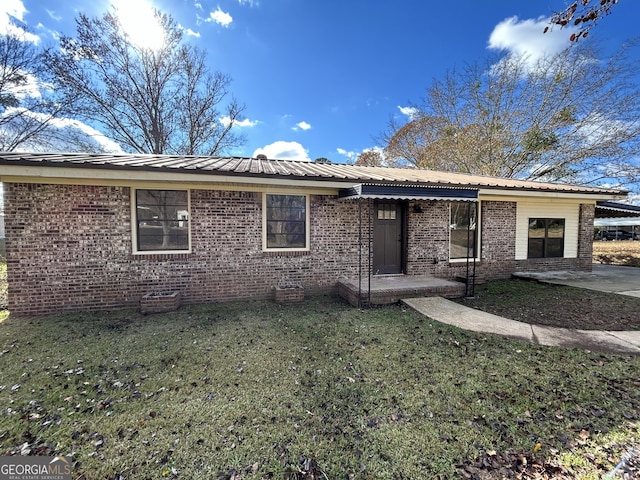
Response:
[0,31,67,151]
[547,0,619,42]
[44,8,245,155]
[380,42,640,187]
[355,149,386,167]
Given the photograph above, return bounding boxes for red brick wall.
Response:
[4,184,368,315]
[3,183,596,315]
[577,203,595,269]
[476,200,517,279]
[405,199,592,281]
[5,184,133,314]
[405,200,518,280]
[406,200,449,275]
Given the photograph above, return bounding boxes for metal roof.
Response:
[596,201,640,218]
[0,151,626,196]
[338,184,479,201]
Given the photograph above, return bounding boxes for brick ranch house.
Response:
[0,152,626,315]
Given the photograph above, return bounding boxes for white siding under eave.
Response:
[515,200,582,260]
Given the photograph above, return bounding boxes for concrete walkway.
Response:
[513,264,640,298]
[403,297,640,355]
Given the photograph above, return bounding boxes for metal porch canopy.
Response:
[596,201,640,218]
[338,183,479,201]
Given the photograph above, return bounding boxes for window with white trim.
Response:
[134,189,190,252]
[263,193,309,250]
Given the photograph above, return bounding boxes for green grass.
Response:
[456,279,640,331]
[0,297,638,479]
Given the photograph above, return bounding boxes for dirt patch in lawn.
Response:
[455,279,640,331]
[594,239,640,267]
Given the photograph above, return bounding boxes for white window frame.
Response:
[262,192,310,252]
[131,188,192,255]
[449,201,481,262]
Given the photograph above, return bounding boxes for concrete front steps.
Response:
[337,274,467,307]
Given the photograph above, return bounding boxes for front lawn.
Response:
[456,279,640,331]
[0,297,638,479]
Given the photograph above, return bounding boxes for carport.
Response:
[595,201,640,240]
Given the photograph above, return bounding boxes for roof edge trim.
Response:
[339,184,479,201]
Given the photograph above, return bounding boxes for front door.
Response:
[373,201,403,275]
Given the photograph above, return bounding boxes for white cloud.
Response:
[0,0,39,42]
[2,108,123,153]
[488,16,574,66]
[3,70,42,99]
[45,9,62,21]
[398,106,418,120]
[219,116,259,128]
[194,2,203,10]
[293,121,311,131]
[50,117,123,153]
[238,0,257,6]
[337,146,388,165]
[179,24,200,37]
[337,147,357,163]
[576,113,638,150]
[207,7,233,27]
[253,141,310,161]
[626,192,640,205]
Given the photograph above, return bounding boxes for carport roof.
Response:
[596,201,640,218]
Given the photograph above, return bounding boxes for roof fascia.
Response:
[0,165,351,191]
[0,164,625,200]
[479,188,626,202]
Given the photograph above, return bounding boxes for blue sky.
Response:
[2,0,639,163]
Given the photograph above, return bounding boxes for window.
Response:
[450,202,478,259]
[377,203,397,220]
[264,194,308,250]
[134,189,190,252]
[528,218,564,258]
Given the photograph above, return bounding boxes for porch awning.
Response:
[338,183,478,201]
[596,201,640,218]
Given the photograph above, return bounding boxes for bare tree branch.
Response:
[546,0,619,42]
[381,42,640,189]
[0,31,69,151]
[44,7,246,155]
